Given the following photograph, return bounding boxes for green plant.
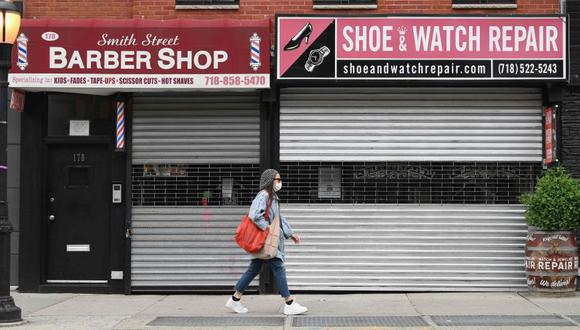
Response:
[520,167,580,231]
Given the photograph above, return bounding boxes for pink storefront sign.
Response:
[277,16,567,81]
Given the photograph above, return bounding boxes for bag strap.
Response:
[264,191,272,223]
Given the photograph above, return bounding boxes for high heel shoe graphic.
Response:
[284,22,312,51]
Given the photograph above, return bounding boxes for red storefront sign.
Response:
[9,19,270,91]
[277,16,567,81]
[544,107,555,166]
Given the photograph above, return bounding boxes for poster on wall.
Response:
[9,19,270,91]
[318,167,341,199]
[143,164,187,177]
[69,120,90,136]
[277,16,567,81]
[9,89,25,112]
[544,106,558,167]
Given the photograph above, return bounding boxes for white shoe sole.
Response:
[225,302,248,314]
[284,308,308,315]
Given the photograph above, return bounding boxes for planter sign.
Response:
[525,231,579,295]
[9,19,270,92]
[277,16,567,81]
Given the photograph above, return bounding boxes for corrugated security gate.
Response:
[131,92,261,291]
[279,87,543,291]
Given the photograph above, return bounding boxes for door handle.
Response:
[48,196,55,223]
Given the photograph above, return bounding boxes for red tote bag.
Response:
[235,193,272,253]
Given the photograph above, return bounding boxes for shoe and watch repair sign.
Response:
[9,19,270,90]
[277,16,567,81]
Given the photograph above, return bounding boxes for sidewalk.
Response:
[2,290,580,329]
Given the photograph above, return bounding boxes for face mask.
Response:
[274,181,282,192]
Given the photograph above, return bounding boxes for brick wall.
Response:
[569,0,580,85]
[562,87,580,177]
[24,0,561,20]
[24,0,133,18]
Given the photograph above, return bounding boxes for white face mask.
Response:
[274,181,282,192]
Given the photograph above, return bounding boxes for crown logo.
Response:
[397,27,408,35]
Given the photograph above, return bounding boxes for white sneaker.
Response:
[283,300,308,315]
[225,297,248,314]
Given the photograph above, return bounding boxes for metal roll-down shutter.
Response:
[131,207,251,289]
[132,93,260,164]
[279,87,542,292]
[280,88,542,162]
[131,92,260,291]
[283,204,528,292]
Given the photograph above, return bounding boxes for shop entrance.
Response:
[130,92,262,291]
[45,142,110,283]
[278,87,543,292]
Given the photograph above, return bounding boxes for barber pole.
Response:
[17,33,28,71]
[116,101,125,150]
[250,33,261,71]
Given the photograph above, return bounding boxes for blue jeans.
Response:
[234,258,291,299]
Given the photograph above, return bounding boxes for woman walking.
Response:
[226,169,308,315]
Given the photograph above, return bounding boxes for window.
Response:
[176,0,239,9]
[47,94,112,137]
[132,164,261,206]
[452,0,516,9]
[279,162,540,205]
[313,0,377,9]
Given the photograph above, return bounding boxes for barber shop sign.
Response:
[10,19,270,90]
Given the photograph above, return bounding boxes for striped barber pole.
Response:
[116,101,126,150]
[250,33,261,71]
[17,33,28,71]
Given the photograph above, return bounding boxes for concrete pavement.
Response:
[1,289,579,329]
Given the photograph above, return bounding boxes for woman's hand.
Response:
[291,234,301,244]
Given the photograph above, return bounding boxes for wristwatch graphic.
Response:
[305,46,331,72]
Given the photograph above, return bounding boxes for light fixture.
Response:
[0,1,20,44]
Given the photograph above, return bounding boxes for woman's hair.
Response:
[264,184,275,196]
[259,169,279,196]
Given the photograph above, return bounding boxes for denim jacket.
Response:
[249,190,294,261]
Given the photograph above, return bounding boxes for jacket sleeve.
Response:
[281,214,294,239]
[249,191,270,231]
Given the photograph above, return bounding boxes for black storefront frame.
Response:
[17,86,568,294]
[18,92,128,294]
[271,84,569,292]
[124,90,276,294]
[123,94,133,295]
[15,13,572,294]
[272,13,573,293]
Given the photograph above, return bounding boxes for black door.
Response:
[46,143,110,283]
